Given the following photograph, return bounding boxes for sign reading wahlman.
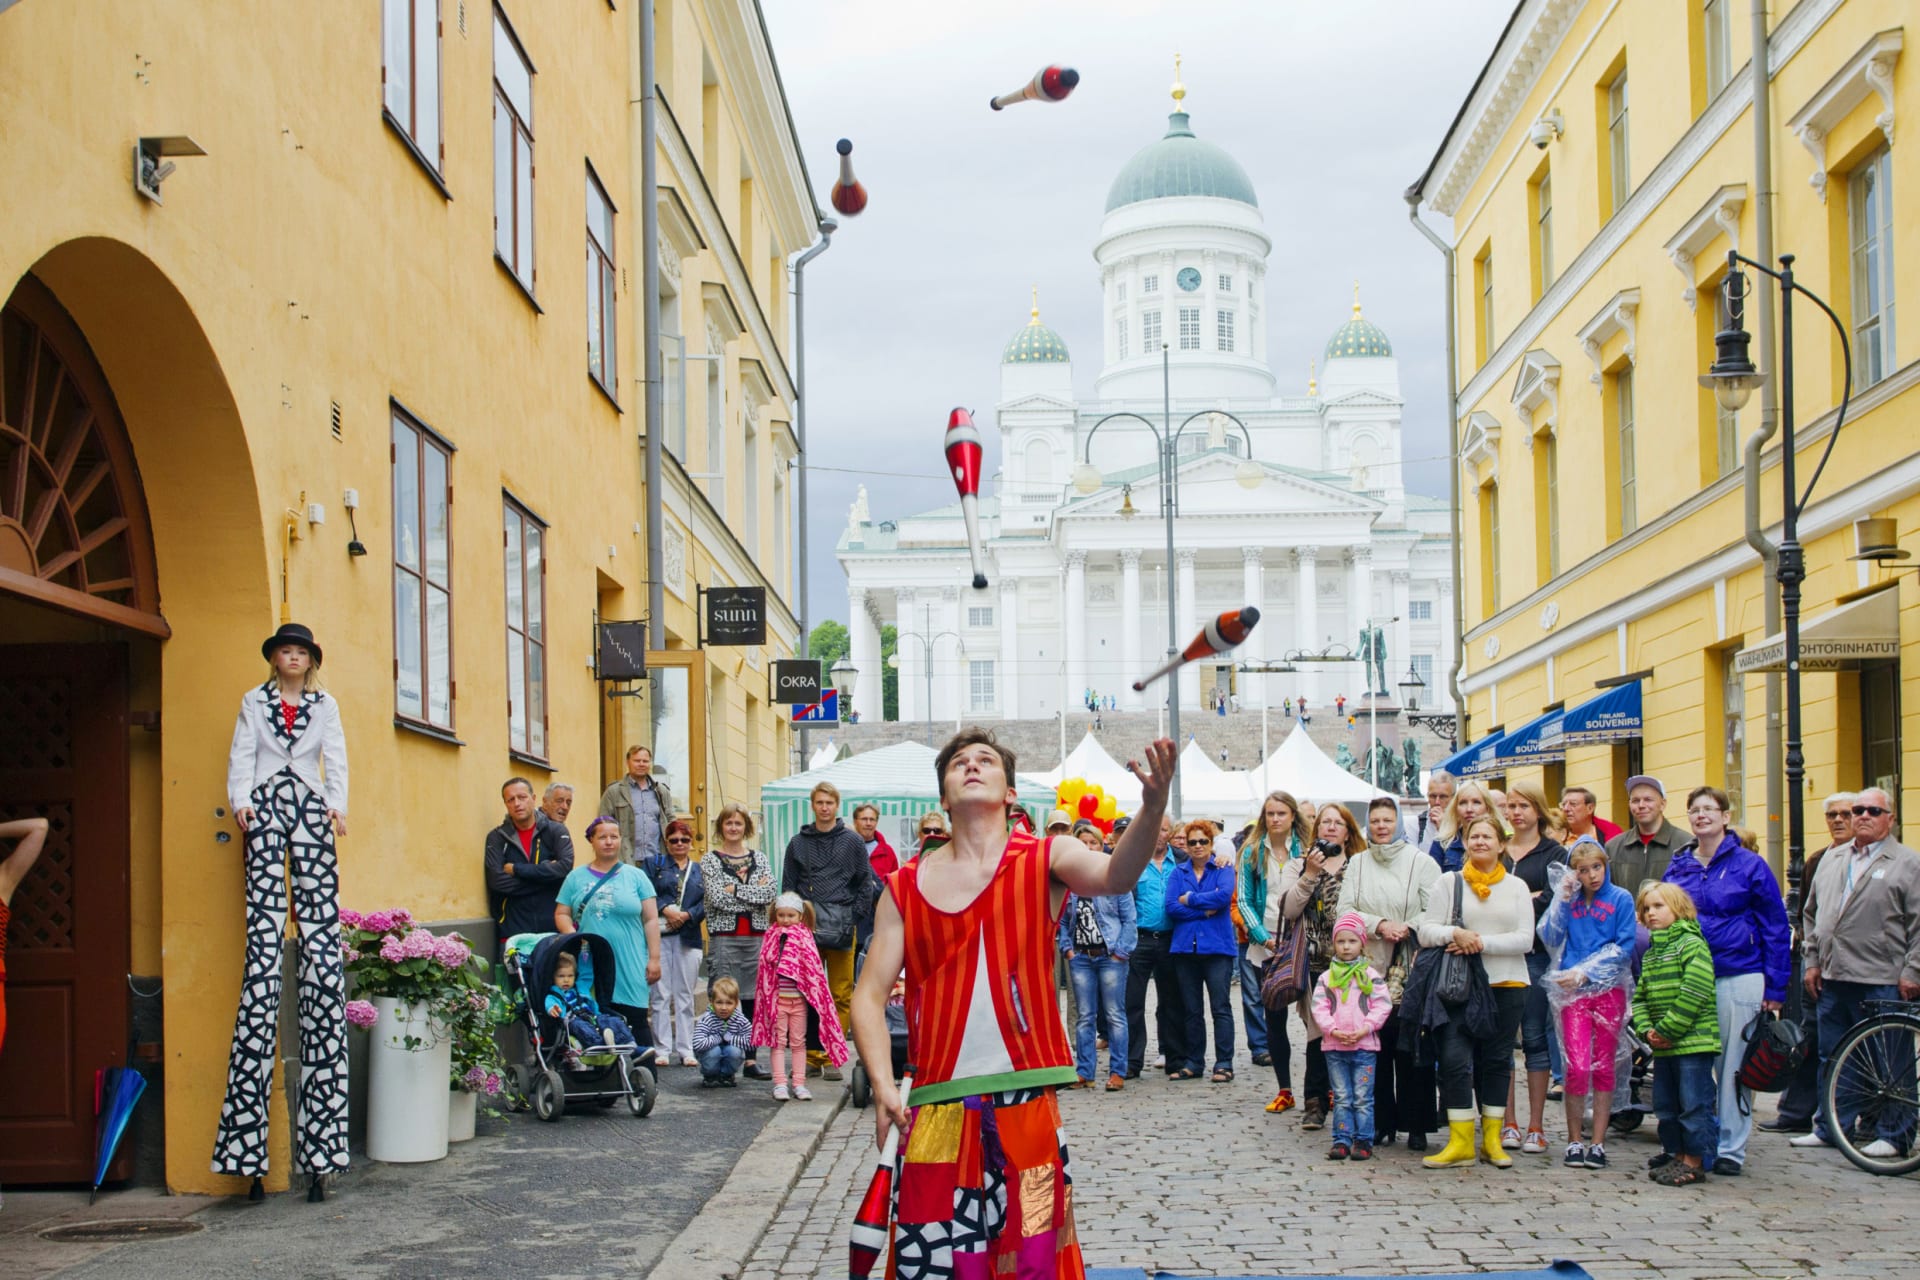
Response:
[1734,587,1900,674]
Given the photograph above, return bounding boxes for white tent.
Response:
[1246,727,1392,805]
[1176,738,1257,820]
[806,737,850,771]
[1030,731,1142,808]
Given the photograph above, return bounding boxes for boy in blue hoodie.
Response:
[1537,838,1639,1168]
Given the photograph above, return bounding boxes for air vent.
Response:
[330,400,343,441]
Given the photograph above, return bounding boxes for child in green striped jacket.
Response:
[1631,882,1720,1187]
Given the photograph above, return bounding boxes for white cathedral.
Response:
[836,84,1456,726]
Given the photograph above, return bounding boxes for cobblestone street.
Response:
[743,1004,1920,1280]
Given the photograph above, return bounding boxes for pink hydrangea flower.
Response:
[378,934,408,963]
[345,1000,379,1029]
[339,908,364,930]
[433,935,472,968]
[364,910,395,934]
[392,909,414,926]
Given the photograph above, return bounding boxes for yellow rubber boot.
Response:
[1480,1109,1513,1168]
[1422,1111,1479,1169]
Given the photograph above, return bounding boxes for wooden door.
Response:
[0,643,130,1184]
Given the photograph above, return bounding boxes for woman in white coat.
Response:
[213,622,350,1202]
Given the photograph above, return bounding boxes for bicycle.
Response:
[1823,998,1920,1176]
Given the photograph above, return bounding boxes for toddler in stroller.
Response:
[545,952,635,1055]
[503,931,658,1122]
[850,976,910,1109]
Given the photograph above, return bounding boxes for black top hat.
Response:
[262,622,323,666]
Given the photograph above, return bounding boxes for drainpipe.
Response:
[1741,0,1783,873]
[1405,195,1466,747]
[792,222,835,765]
[639,0,664,652]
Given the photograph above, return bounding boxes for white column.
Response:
[1121,549,1144,709]
[1346,546,1373,660]
[1240,547,1265,708]
[848,587,879,722]
[999,579,1020,718]
[1176,548,1200,714]
[1391,571,1414,702]
[1293,546,1320,705]
[1064,551,1088,713]
[1437,575,1457,711]
[941,585,963,723]
[895,588,919,723]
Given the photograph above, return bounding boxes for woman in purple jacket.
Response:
[1661,785,1791,1177]
[1167,819,1239,1082]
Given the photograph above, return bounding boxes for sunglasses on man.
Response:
[920,827,942,836]
[1852,805,1890,818]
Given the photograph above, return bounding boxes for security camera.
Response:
[1529,110,1564,150]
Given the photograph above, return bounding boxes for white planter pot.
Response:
[448,1088,477,1142]
[366,996,451,1163]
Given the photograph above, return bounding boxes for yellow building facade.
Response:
[0,0,815,1193]
[1411,0,1914,856]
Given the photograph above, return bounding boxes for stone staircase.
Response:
[814,707,1450,782]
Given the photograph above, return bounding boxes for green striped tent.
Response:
[759,741,1058,880]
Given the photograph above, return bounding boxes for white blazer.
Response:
[226,683,349,815]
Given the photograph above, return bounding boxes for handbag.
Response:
[1736,1007,1811,1096]
[1259,920,1310,1010]
[1432,874,1473,1007]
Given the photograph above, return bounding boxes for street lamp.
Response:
[1699,249,1855,923]
[830,656,858,721]
[1399,662,1457,751]
[887,602,964,745]
[1074,345,1265,818]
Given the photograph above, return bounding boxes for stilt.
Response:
[307,1174,328,1204]
[248,1176,265,1203]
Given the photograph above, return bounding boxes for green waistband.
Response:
[907,1065,1080,1108]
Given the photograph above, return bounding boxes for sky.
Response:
[760,0,1517,629]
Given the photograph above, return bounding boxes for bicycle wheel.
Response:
[1824,1012,1920,1177]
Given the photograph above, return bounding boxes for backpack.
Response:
[1735,1008,1811,1101]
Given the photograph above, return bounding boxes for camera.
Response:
[1530,110,1564,150]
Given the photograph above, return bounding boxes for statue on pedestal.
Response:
[1334,741,1356,773]
[1358,623,1389,697]
[1401,737,1424,797]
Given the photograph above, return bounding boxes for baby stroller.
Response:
[849,977,909,1109]
[503,932,658,1121]
[1607,1022,1655,1135]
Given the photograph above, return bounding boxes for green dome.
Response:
[1003,314,1070,364]
[1104,111,1258,213]
[1324,306,1393,360]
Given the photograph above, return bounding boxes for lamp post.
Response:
[1235,661,1299,772]
[1073,344,1263,818]
[1700,249,1854,921]
[830,656,858,723]
[1279,621,1398,790]
[887,602,963,746]
[1399,663,1457,750]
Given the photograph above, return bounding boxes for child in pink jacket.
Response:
[1310,912,1392,1159]
[751,893,850,1100]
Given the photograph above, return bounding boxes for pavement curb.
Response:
[654,1086,849,1279]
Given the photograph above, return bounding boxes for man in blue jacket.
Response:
[1166,820,1239,1081]
[1058,820,1137,1090]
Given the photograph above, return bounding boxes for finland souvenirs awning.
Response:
[1495,708,1567,766]
[1436,729,1506,778]
[1558,681,1644,745]
[1734,586,1900,673]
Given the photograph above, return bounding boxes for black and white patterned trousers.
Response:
[210,770,349,1177]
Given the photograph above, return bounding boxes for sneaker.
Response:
[743,1061,769,1080]
[1327,1142,1349,1160]
[1151,1053,1166,1069]
[1405,1132,1427,1153]
[603,1028,617,1047]
[1564,1143,1586,1168]
[1711,1157,1742,1176]
[1251,1051,1273,1067]
[1646,1151,1676,1174]
[1522,1129,1548,1154]
[1584,1144,1608,1170]
[823,1066,843,1082]
[1265,1089,1296,1115]
[1760,1114,1813,1133]
[720,1075,737,1088]
[1300,1097,1326,1131]
[1789,1132,1833,1148]
[1861,1139,1904,1158]
[793,1085,814,1101]
[1348,1143,1372,1161]
[772,1084,790,1101]
[700,1075,719,1089]
[1501,1124,1523,1149]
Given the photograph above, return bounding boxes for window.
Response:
[1216,308,1235,353]
[1483,481,1502,613]
[1850,148,1895,389]
[1475,246,1495,363]
[1114,316,1127,360]
[383,0,442,171]
[1115,281,1128,302]
[969,659,996,712]
[392,406,453,730]
[1142,274,1159,294]
[1721,649,1745,822]
[585,169,617,394]
[1607,69,1631,214]
[743,406,760,558]
[1861,661,1901,799]
[967,606,994,627]
[503,498,546,760]
[1409,600,1433,622]
[1177,306,1200,350]
[1141,310,1162,350]
[493,8,535,289]
[1703,0,1732,100]
[705,338,725,517]
[1616,366,1638,534]
[1218,273,1233,293]
[1534,170,1555,294]
[1545,432,1560,578]
[1411,654,1434,690]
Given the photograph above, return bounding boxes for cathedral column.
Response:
[1437,575,1457,711]
[1176,548,1200,714]
[895,588,919,724]
[999,579,1020,719]
[848,586,880,723]
[1346,546,1374,662]
[1240,547,1265,708]
[1120,549,1143,710]
[1064,551,1088,713]
[1391,571,1413,701]
[941,585,962,723]
[1293,546,1320,705]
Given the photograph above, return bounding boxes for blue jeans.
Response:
[1652,1052,1719,1160]
[1069,952,1129,1080]
[1174,953,1235,1074]
[1325,1048,1377,1145]
[1236,942,1268,1056]
[696,1043,745,1080]
[1815,979,1914,1148]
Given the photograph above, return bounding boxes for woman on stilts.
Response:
[212,623,350,1203]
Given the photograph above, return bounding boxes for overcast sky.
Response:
[760,0,1515,629]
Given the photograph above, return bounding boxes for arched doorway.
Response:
[0,275,161,1184]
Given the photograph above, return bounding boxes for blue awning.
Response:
[1559,681,1643,745]
[1437,729,1507,778]
[1498,708,1567,765]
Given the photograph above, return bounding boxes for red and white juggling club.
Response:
[990,65,1080,111]
[829,139,867,217]
[1132,607,1261,692]
[944,408,989,589]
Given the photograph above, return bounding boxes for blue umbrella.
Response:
[90,1065,146,1203]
